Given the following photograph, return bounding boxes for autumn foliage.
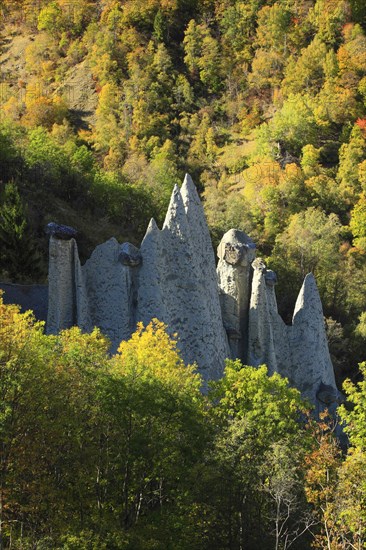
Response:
[0,294,365,549]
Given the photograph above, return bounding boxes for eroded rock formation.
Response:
[47,176,229,385]
[46,175,339,407]
[217,229,256,362]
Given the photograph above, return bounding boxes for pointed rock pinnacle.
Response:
[293,273,322,322]
[162,184,190,238]
[181,173,201,208]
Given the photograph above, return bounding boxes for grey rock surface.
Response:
[248,258,278,371]
[290,273,337,406]
[82,238,136,353]
[264,275,292,378]
[136,218,166,325]
[181,175,230,380]
[247,264,338,409]
[317,382,339,405]
[119,242,142,267]
[47,236,89,333]
[217,229,256,361]
[138,178,229,384]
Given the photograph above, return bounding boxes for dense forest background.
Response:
[0,1,366,548]
[0,0,366,381]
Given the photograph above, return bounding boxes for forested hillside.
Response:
[0,0,365,376]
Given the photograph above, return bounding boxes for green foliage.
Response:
[37,2,63,35]
[340,361,366,449]
[309,0,350,45]
[255,3,292,54]
[0,301,208,548]
[2,297,366,548]
[350,193,366,250]
[183,20,222,92]
[356,311,366,338]
[91,170,156,236]
[0,182,41,281]
[335,363,366,546]
[1,1,366,546]
[269,207,344,316]
[211,361,308,440]
[1,0,366,437]
[271,94,318,155]
[338,124,366,202]
[282,37,328,95]
[153,9,166,43]
[204,361,312,549]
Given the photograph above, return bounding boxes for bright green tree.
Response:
[338,124,366,202]
[270,94,318,155]
[98,319,208,536]
[269,207,344,317]
[350,193,366,251]
[204,360,311,549]
[183,20,222,92]
[335,363,366,546]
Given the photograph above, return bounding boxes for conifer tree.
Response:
[0,182,41,281]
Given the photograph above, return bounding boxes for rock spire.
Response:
[46,174,338,407]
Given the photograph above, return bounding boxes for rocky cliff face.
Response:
[46,175,339,407]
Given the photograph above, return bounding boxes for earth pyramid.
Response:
[47,175,339,408]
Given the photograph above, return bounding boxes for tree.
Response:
[335,447,366,548]
[23,96,69,129]
[0,303,210,548]
[37,2,64,36]
[282,38,328,96]
[0,182,41,281]
[356,312,366,338]
[338,124,366,202]
[337,23,366,87]
[153,9,166,42]
[255,3,292,55]
[219,2,256,65]
[249,49,285,90]
[304,412,342,550]
[305,174,347,215]
[183,20,222,92]
[269,207,344,318]
[309,0,351,45]
[301,144,322,178]
[270,94,318,156]
[260,441,315,550]
[240,161,308,245]
[340,362,366,450]
[350,193,366,251]
[96,319,208,534]
[93,82,121,155]
[188,111,218,168]
[0,123,22,184]
[349,0,366,27]
[206,361,311,549]
[0,295,46,548]
[336,363,366,547]
[144,139,181,214]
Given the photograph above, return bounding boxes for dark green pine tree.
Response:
[0,182,42,281]
[153,9,166,43]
